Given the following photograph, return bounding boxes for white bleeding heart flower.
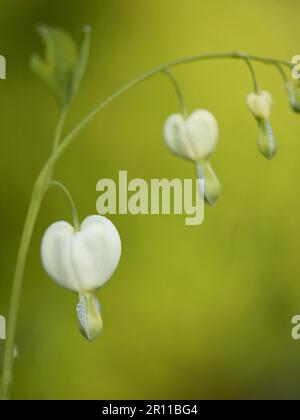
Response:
[247,91,277,160]
[163,109,221,205]
[164,110,219,161]
[41,215,121,341]
[247,91,273,120]
[41,215,121,293]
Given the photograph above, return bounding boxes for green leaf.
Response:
[30,25,91,107]
[70,26,91,100]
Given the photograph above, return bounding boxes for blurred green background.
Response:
[1,0,300,400]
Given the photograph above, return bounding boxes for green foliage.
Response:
[30,25,91,107]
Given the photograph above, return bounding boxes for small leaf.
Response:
[30,25,91,106]
[70,26,91,99]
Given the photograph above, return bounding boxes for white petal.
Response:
[41,222,81,292]
[41,216,121,293]
[71,216,121,291]
[163,114,196,160]
[247,91,273,120]
[164,111,219,162]
[185,110,219,159]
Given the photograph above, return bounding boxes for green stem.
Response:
[241,54,259,93]
[49,181,81,231]
[0,50,291,400]
[47,52,291,167]
[0,168,49,399]
[0,107,68,400]
[52,106,69,152]
[275,63,289,83]
[163,69,189,117]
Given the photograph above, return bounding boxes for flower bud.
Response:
[164,110,219,161]
[77,293,103,341]
[285,81,300,113]
[257,119,277,160]
[247,91,273,120]
[196,160,221,206]
[247,91,277,159]
[41,215,121,340]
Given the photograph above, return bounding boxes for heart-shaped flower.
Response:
[247,91,273,120]
[164,110,219,161]
[163,109,221,205]
[41,215,121,340]
[247,91,277,160]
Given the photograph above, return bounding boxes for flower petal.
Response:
[76,292,103,341]
[196,160,221,206]
[164,114,195,161]
[71,216,121,291]
[185,110,219,160]
[41,216,121,293]
[41,221,81,292]
[247,91,273,120]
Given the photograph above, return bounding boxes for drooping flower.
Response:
[41,215,121,341]
[164,109,221,205]
[247,91,277,160]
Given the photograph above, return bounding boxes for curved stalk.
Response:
[0,107,68,400]
[163,69,189,117]
[52,106,69,152]
[0,168,49,399]
[276,63,289,83]
[49,181,81,231]
[46,51,292,168]
[242,54,259,93]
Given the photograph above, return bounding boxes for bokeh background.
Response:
[1,0,300,400]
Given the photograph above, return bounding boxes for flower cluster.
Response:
[33,27,297,343]
[163,77,297,202]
